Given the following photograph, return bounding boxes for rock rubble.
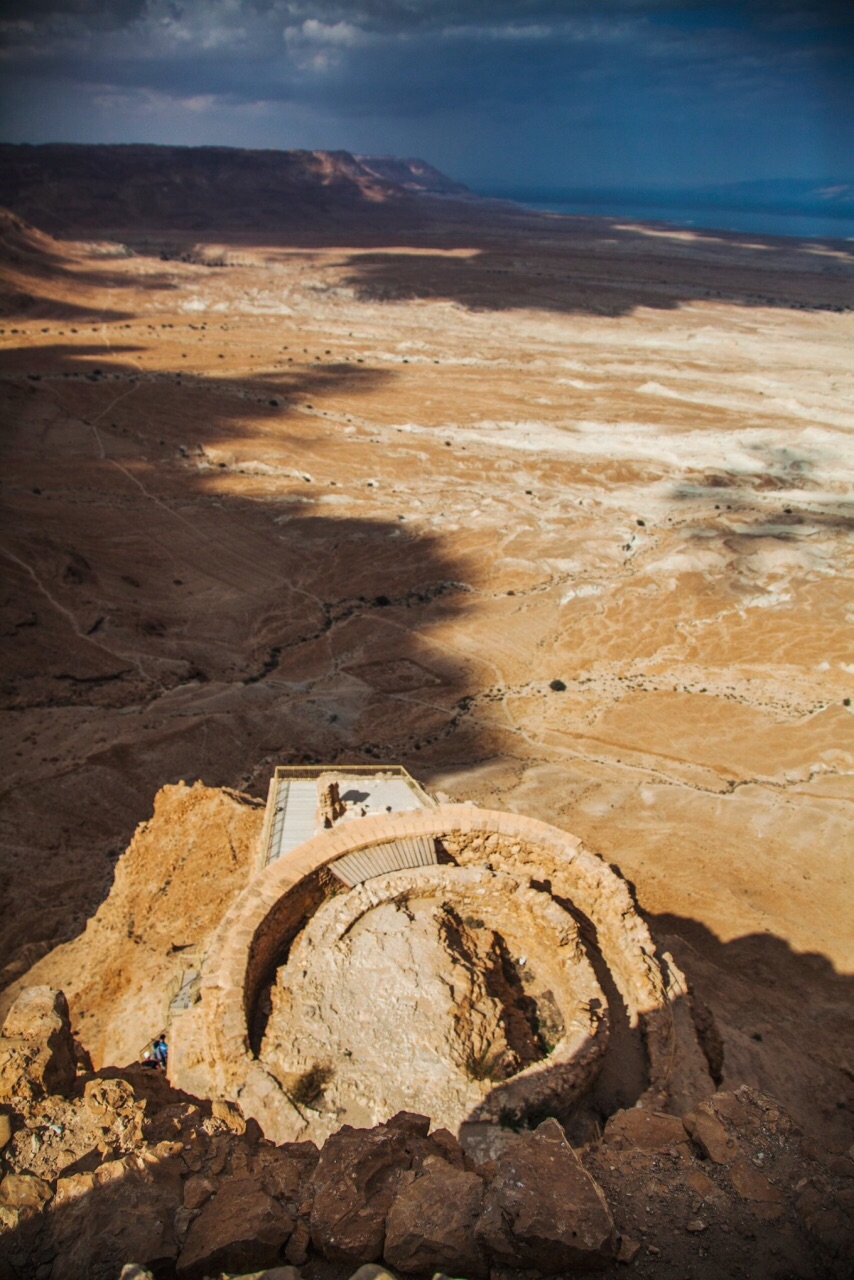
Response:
[1,986,852,1279]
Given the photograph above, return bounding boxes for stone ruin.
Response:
[166,767,714,1150]
[1,766,851,1278]
[1,986,851,1279]
[316,775,345,828]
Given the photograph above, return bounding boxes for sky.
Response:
[0,1,852,190]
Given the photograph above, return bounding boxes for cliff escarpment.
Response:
[0,145,468,241]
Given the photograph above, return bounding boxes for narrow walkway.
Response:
[262,769,436,868]
[265,779,318,864]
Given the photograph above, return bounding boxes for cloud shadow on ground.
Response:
[0,210,182,324]
[335,209,854,318]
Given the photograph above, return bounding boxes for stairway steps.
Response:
[330,835,438,887]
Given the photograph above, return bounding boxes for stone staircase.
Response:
[169,967,201,1012]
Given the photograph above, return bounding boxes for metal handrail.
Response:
[270,763,433,803]
[273,763,414,780]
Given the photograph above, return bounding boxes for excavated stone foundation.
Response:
[168,804,712,1146]
[261,866,606,1140]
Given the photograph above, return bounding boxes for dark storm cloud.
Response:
[3,0,851,28]
[0,2,851,184]
[2,1,846,100]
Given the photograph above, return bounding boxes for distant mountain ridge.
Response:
[0,143,470,238]
[356,155,470,196]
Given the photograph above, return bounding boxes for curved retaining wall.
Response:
[168,804,680,1140]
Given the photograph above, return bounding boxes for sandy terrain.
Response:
[1,201,852,1145]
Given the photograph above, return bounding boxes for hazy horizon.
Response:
[2,139,853,196]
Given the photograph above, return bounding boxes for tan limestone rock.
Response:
[0,987,76,1102]
[52,1170,96,1208]
[229,1269,302,1280]
[350,1268,399,1280]
[212,1097,248,1134]
[1,784,261,1071]
[0,1172,53,1221]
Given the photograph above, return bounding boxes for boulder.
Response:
[284,1218,311,1266]
[177,1174,294,1277]
[47,1155,182,1280]
[425,1126,467,1168]
[617,1235,641,1263]
[211,1097,248,1134]
[476,1119,616,1272]
[0,987,76,1102]
[680,1167,729,1209]
[683,1088,795,1170]
[0,1171,53,1221]
[83,1075,137,1121]
[604,1107,690,1153]
[223,1270,301,1280]
[729,1159,784,1203]
[182,1174,217,1211]
[254,1140,319,1206]
[310,1114,433,1263]
[384,1156,487,1275]
[683,1107,737,1164]
[384,1111,431,1138]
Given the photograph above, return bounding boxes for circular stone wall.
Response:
[168,804,681,1144]
[260,865,606,1141]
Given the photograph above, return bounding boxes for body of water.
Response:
[483,193,854,241]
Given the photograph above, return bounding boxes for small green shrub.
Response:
[288,1063,332,1106]
[464,1043,508,1083]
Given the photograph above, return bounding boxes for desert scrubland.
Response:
[1,189,853,1149]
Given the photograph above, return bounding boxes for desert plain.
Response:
[1,185,853,1151]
